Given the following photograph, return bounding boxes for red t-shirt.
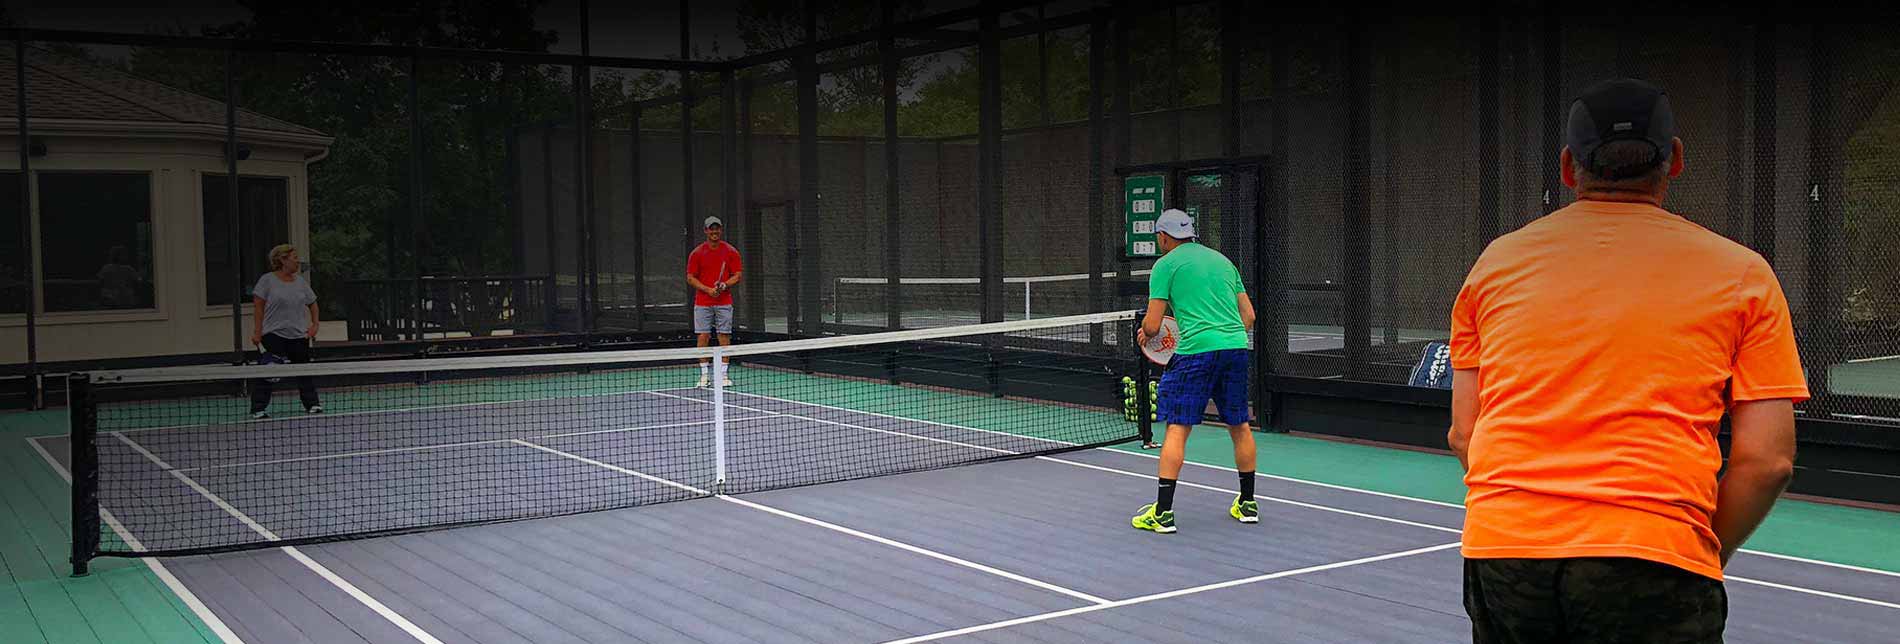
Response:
[686,242,743,306]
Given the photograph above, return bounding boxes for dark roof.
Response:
[0,46,324,138]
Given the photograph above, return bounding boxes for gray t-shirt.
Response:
[253,272,316,339]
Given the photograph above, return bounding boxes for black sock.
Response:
[1238,471,1256,502]
[1155,479,1177,513]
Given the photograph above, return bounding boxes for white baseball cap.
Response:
[704,216,724,229]
[1154,208,1195,239]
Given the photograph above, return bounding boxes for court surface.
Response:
[26,385,1900,644]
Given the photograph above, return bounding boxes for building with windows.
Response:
[0,46,333,365]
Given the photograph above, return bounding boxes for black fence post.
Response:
[681,61,697,323]
[579,10,597,341]
[1087,12,1107,346]
[17,37,38,409]
[68,373,99,577]
[1113,0,1132,313]
[796,2,823,336]
[1135,317,1154,447]
[978,6,1003,324]
[1251,162,1270,430]
[1751,22,1777,264]
[410,55,425,342]
[723,69,740,330]
[1478,6,1501,251]
[882,1,902,332]
[1342,13,1373,380]
[1540,11,1562,215]
[631,106,647,332]
[1805,22,1841,406]
[227,48,245,364]
[1262,18,1290,431]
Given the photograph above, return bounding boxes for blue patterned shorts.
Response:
[1157,349,1252,427]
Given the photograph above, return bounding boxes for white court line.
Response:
[1725,575,1900,610]
[1829,469,1900,481]
[882,542,1465,644]
[25,436,248,644]
[718,390,1900,586]
[1832,413,1900,424]
[1739,551,1900,580]
[111,432,174,471]
[509,438,1112,606]
[112,433,446,644]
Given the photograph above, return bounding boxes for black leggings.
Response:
[250,334,321,412]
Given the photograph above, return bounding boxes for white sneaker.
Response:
[697,373,710,388]
[251,410,270,420]
[306,404,324,414]
[721,377,733,388]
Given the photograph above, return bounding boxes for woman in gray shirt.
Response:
[249,244,323,418]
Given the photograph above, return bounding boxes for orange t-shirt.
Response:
[1450,200,1809,581]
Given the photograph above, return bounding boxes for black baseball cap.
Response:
[1566,78,1675,176]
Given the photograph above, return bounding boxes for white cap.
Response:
[704,216,724,228]
[1154,208,1195,239]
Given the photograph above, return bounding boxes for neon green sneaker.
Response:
[1132,503,1176,534]
[1230,495,1259,524]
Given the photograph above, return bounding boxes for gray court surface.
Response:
[36,394,1900,644]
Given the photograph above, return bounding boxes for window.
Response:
[203,175,290,307]
[39,173,154,312]
[0,172,23,315]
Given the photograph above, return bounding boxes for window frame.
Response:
[28,169,165,320]
[198,171,295,311]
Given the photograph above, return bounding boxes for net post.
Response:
[712,348,727,493]
[986,345,1003,398]
[68,373,99,577]
[1023,282,1031,320]
[1133,317,1155,448]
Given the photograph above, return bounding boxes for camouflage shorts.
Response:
[1464,557,1728,644]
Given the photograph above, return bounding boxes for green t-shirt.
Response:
[1149,242,1249,355]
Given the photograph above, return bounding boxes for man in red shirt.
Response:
[687,216,743,388]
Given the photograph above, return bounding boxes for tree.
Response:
[120,1,576,320]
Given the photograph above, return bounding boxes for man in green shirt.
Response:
[1133,208,1259,534]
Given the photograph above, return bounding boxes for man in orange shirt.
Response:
[1448,79,1806,643]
